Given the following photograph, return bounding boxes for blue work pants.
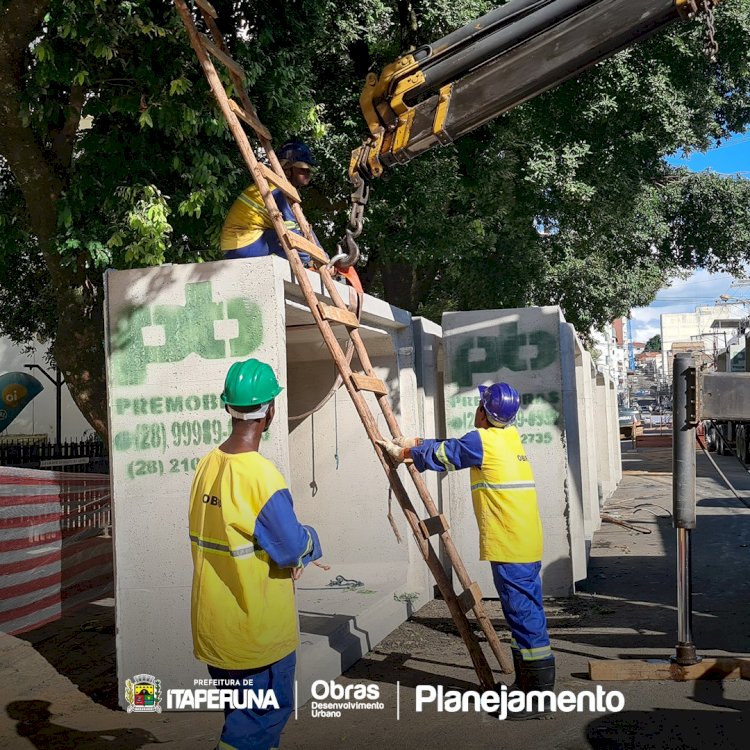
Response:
[491,561,552,662]
[207,651,295,750]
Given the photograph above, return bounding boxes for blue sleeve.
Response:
[254,488,322,568]
[272,189,322,265]
[410,431,484,473]
[272,188,298,225]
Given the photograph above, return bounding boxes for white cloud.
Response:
[630,270,749,341]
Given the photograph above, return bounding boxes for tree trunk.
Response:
[1,0,108,439]
[381,261,416,311]
[53,288,109,441]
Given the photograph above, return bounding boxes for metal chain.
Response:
[327,574,364,588]
[701,0,719,64]
[334,172,370,268]
[347,173,370,239]
[683,0,719,62]
[334,141,373,268]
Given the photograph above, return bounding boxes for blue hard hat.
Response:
[278,140,317,167]
[478,383,520,426]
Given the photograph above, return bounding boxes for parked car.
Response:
[618,407,644,439]
[635,397,657,413]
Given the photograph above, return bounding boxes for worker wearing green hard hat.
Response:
[221,357,284,418]
[189,357,322,750]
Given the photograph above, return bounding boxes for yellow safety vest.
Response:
[220,182,298,251]
[189,449,298,669]
[469,427,543,563]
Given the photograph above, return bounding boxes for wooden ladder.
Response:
[174,0,512,687]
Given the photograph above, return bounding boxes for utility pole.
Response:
[24,363,64,452]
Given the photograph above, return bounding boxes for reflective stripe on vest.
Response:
[189,534,256,558]
[470,480,536,492]
[436,441,457,471]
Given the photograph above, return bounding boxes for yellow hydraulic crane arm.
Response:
[336,0,719,267]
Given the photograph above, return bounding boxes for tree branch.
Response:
[51,83,84,170]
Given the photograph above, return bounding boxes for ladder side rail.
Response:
[198,7,273,142]
[270,217,500,688]
[174,0,508,684]
[174,1,280,219]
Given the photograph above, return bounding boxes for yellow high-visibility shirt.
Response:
[220,183,299,251]
[189,448,312,669]
[470,427,543,562]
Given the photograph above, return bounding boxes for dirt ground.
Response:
[2,438,749,749]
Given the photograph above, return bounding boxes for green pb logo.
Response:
[452,322,557,386]
[111,282,263,386]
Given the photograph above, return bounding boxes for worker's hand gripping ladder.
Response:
[173,0,513,686]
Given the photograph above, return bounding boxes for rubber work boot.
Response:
[507,648,525,692]
[506,656,556,720]
[494,648,524,696]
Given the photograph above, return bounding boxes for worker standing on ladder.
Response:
[189,358,322,749]
[378,383,555,719]
[221,139,320,263]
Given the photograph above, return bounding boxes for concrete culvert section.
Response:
[282,268,432,702]
[104,256,433,707]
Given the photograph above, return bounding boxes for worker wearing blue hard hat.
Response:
[220,139,321,264]
[377,382,554,719]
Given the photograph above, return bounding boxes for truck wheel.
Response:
[718,423,733,456]
[704,423,717,453]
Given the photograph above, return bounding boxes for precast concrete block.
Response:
[560,323,587,583]
[579,351,601,540]
[281,267,431,702]
[441,307,575,597]
[594,373,614,503]
[106,256,435,707]
[105,257,288,706]
[412,317,447,569]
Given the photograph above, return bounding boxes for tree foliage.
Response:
[1,0,750,435]
[644,335,662,353]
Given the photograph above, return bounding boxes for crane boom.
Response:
[336,0,719,267]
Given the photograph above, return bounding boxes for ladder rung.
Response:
[351,373,388,396]
[199,34,245,80]
[227,100,272,142]
[457,582,482,614]
[256,161,300,204]
[319,303,359,328]
[419,514,450,538]
[195,0,217,18]
[284,233,329,265]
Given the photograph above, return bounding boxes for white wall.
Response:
[660,305,742,374]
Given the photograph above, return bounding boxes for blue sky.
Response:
[629,131,750,343]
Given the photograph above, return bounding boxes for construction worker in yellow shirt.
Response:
[189,358,322,749]
[378,382,554,719]
[220,140,318,264]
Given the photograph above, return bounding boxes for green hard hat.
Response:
[221,358,283,407]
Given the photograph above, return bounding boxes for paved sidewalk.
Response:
[2,442,749,749]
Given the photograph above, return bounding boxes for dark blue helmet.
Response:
[478,383,520,426]
[278,140,316,167]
